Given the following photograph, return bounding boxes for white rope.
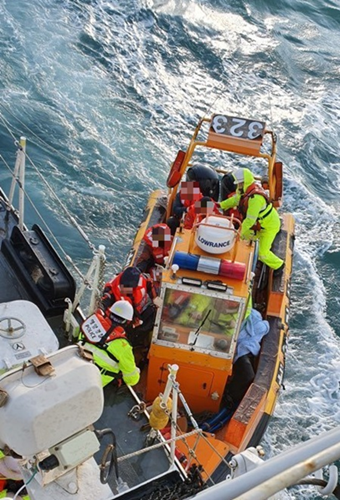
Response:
[0,110,101,280]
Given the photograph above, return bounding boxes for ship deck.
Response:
[0,190,176,497]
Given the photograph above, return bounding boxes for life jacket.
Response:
[239,183,272,223]
[221,193,243,225]
[143,224,172,264]
[81,309,127,344]
[80,309,129,368]
[183,200,220,230]
[103,272,155,317]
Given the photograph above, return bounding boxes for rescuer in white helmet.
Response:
[79,300,140,387]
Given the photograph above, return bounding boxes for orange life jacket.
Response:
[239,183,270,218]
[143,224,172,264]
[81,309,127,344]
[103,272,156,317]
[183,200,220,229]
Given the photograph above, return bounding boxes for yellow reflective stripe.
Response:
[123,367,139,378]
[82,343,119,370]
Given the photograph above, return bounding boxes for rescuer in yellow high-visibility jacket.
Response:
[220,168,284,274]
[79,300,140,387]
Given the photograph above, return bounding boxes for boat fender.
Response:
[149,396,172,430]
[166,150,186,188]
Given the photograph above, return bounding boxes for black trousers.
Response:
[223,354,255,405]
[126,304,157,347]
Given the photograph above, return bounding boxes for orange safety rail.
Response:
[175,432,230,481]
[272,161,283,207]
[166,114,278,218]
[207,132,263,156]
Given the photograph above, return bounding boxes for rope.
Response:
[116,429,202,462]
[0,112,21,145]
[24,150,97,254]
[0,111,100,281]
[0,152,86,281]
[146,379,232,487]
[171,382,231,474]
[143,378,231,488]
[23,149,96,253]
[267,89,274,131]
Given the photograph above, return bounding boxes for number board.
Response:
[207,115,266,155]
[210,115,266,141]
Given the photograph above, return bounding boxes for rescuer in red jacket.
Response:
[183,196,221,229]
[138,223,173,274]
[101,266,160,346]
[166,180,203,234]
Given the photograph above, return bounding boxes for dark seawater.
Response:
[1,0,340,498]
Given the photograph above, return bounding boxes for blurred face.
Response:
[180,181,201,202]
[194,199,215,215]
[119,285,134,295]
[152,226,172,250]
[236,182,244,193]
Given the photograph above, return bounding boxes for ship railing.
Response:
[5,137,108,330]
[8,136,26,231]
[192,425,340,500]
[127,365,230,486]
[64,244,107,339]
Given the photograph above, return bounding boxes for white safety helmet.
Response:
[109,300,134,322]
[233,168,245,184]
